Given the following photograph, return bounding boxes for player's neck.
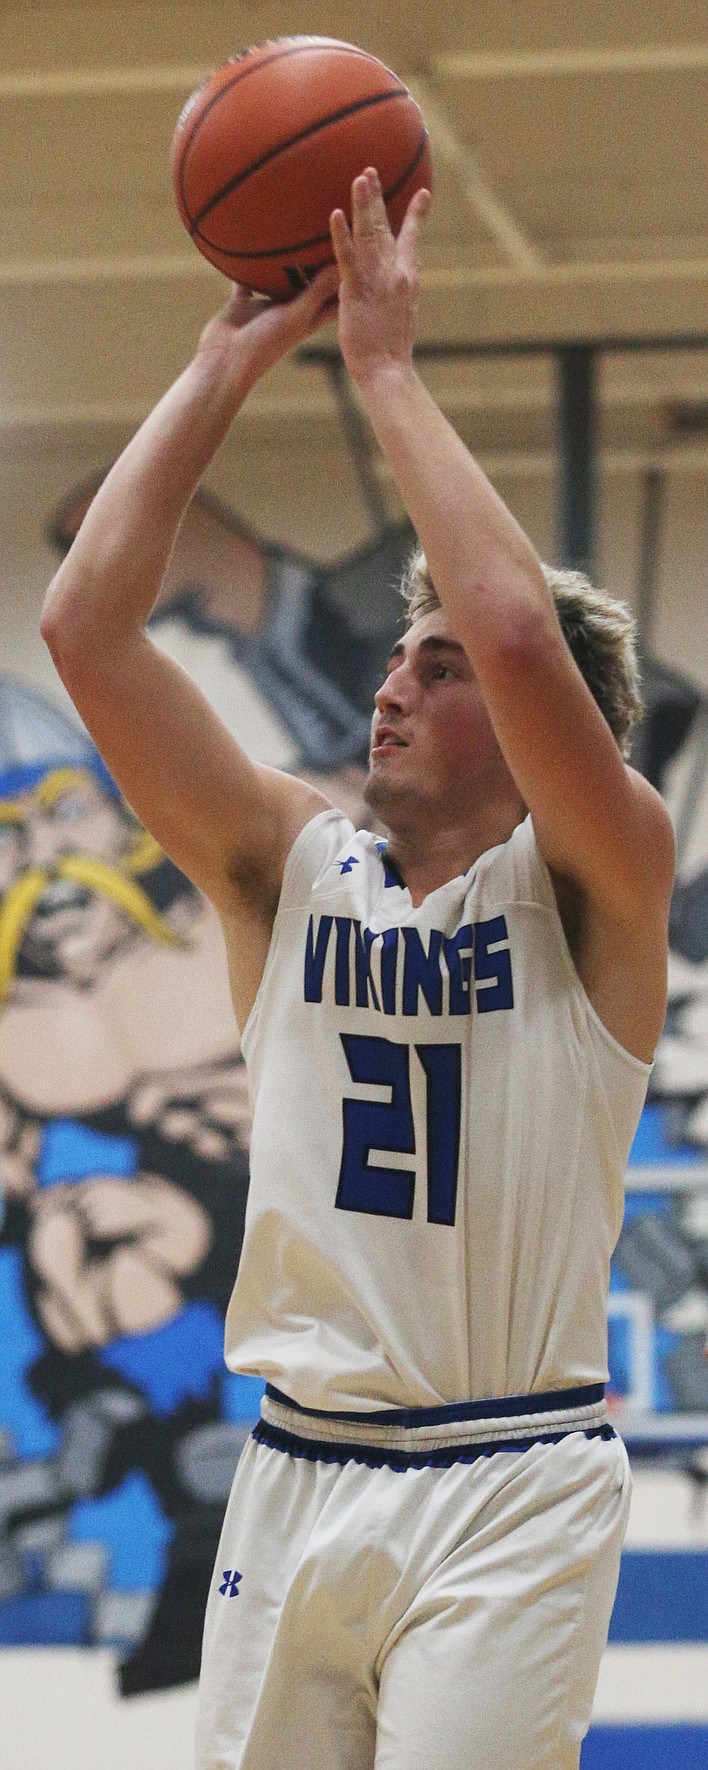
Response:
[385,797,526,906]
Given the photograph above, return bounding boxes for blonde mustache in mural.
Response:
[0,768,183,1005]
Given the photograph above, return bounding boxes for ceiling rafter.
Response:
[434,43,708,80]
[1,256,705,293]
[3,41,707,101]
[0,4,705,474]
[0,65,205,98]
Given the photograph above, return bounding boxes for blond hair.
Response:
[400,548,643,760]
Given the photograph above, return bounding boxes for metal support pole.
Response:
[324,357,392,537]
[636,464,664,656]
[556,344,598,578]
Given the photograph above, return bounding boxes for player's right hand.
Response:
[330,167,431,391]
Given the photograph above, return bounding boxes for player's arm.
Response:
[40,271,340,920]
[331,173,675,929]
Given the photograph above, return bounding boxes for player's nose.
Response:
[374,659,411,713]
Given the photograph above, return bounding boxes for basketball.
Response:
[170,36,433,298]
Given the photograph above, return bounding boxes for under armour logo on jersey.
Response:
[335,856,359,875]
[219,1569,242,1597]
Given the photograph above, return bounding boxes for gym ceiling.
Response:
[1,1,707,501]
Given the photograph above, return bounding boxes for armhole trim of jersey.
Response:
[240,807,352,1060]
[525,817,654,1077]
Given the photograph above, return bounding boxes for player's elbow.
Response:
[40,592,84,686]
[40,600,64,661]
[41,571,126,689]
[40,595,71,676]
[481,590,559,683]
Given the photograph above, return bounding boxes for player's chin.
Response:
[365,751,402,786]
[363,764,415,818]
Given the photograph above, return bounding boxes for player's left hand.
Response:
[195,261,341,394]
[330,167,431,389]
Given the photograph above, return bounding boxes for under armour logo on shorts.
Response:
[219,1569,242,1597]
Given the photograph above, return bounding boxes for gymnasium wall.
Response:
[0,425,706,1770]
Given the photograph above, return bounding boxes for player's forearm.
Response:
[41,343,250,658]
[357,361,556,660]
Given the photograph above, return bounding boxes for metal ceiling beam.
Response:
[301,332,708,362]
[0,65,206,97]
[323,358,392,535]
[434,44,708,80]
[1,255,704,292]
[364,444,708,481]
[0,254,208,286]
[3,42,707,99]
[9,244,703,348]
[636,466,665,654]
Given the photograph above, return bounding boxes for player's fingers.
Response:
[407,186,433,230]
[220,285,269,326]
[330,206,356,276]
[396,187,432,271]
[352,167,391,239]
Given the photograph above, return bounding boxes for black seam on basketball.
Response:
[189,88,411,234]
[192,124,429,260]
[380,125,429,207]
[177,43,405,226]
[178,44,377,219]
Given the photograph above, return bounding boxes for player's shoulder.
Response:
[471,812,550,909]
[280,802,360,903]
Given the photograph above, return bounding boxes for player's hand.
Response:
[196,262,340,392]
[330,168,431,389]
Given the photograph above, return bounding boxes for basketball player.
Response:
[41,171,674,1767]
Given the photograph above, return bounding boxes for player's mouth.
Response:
[371,725,408,759]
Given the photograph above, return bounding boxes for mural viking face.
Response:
[0,766,181,997]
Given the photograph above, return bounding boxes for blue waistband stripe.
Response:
[253,1417,616,1471]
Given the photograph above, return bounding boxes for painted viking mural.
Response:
[0,480,706,1694]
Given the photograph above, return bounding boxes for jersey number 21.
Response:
[336,1033,461,1225]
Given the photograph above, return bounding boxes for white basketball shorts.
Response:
[195,1383,631,1770]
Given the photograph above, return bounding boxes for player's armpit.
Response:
[472,606,676,925]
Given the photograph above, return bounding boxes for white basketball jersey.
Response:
[225,809,651,1411]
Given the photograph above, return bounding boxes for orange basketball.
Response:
[170,36,433,298]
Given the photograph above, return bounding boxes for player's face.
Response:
[365,610,511,826]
